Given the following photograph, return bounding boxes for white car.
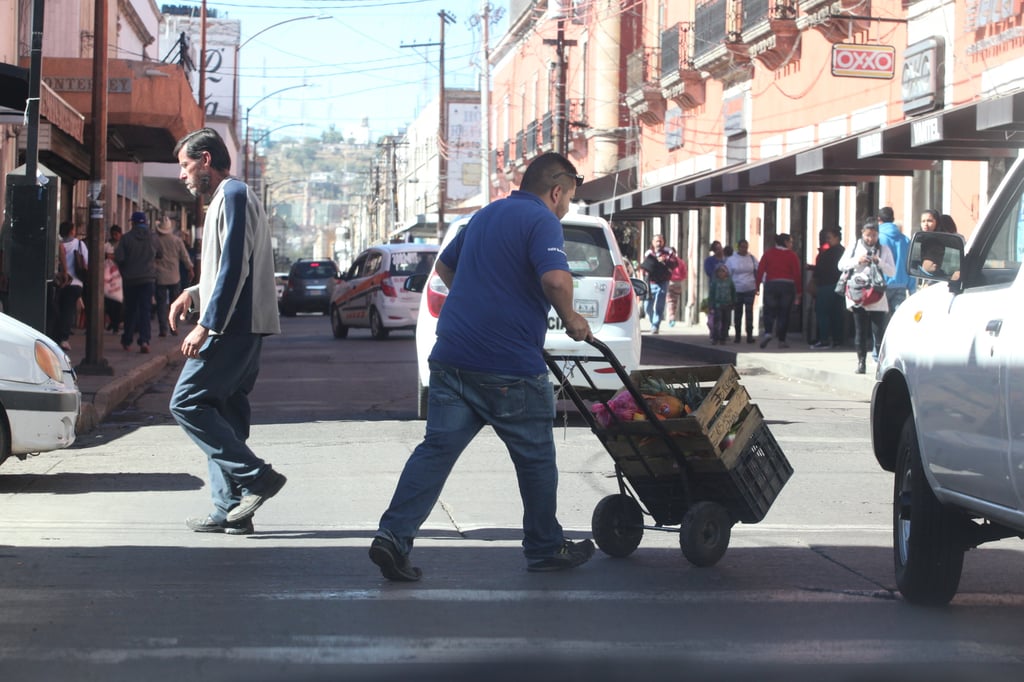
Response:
[412,209,644,418]
[0,312,80,466]
[330,243,439,340]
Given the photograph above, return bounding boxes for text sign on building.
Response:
[831,44,896,79]
[902,38,944,116]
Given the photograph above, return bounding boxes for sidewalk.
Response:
[64,314,875,435]
[640,318,876,397]
[65,322,187,434]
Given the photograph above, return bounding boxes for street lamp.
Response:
[249,123,313,196]
[231,14,330,127]
[243,83,311,185]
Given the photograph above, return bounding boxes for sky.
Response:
[201,0,507,141]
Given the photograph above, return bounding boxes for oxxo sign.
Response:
[831,44,896,79]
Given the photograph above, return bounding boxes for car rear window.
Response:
[563,225,614,277]
[390,250,437,276]
[292,261,337,279]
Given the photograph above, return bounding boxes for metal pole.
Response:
[24,0,44,184]
[80,0,110,374]
[479,1,490,205]
[437,10,455,241]
[199,0,207,123]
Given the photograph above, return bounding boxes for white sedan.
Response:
[0,312,80,466]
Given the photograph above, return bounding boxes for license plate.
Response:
[574,299,598,318]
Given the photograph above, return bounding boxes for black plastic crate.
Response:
[695,422,792,523]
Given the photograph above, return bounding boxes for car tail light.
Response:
[381,276,398,298]
[604,265,634,323]
[425,273,449,318]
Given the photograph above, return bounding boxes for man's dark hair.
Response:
[174,127,231,171]
[821,226,840,240]
[877,206,895,223]
[109,224,122,236]
[59,221,74,238]
[774,233,791,247]
[520,152,578,195]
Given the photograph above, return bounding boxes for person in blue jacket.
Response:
[876,206,916,315]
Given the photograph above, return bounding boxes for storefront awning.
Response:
[585,88,1024,219]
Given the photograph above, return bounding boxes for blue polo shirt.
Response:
[430,191,569,376]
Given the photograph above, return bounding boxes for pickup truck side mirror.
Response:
[907,231,964,287]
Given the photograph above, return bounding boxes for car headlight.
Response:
[34,340,64,382]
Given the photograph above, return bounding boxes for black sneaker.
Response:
[527,539,595,572]
[758,333,773,349]
[186,515,254,535]
[369,536,422,582]
[226,469,287,522]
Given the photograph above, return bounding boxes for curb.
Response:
[642,336,873,397]
[75,347,179,434]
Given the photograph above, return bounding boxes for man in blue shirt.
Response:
[876,206,916,314]
[370,152,595,581]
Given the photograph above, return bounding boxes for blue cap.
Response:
[131,211,148,226]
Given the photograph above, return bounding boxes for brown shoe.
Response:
[140,343,150,354]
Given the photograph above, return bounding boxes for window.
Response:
[970,172,1024,286]
[563,226,614,276]
[390,250,437,276]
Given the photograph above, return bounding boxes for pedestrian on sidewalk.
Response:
[876,206,915,314]
[810,226,845,349]
[756,233,802,349]
[708,263,736,345]
[725,239,758,343]
[370,152,595,582]
[638,234,677,335]
[102,243,123,334]
[154,215,194,338]
[52,221,86,352]
[170,127,285,535]
[115,212,159,353]
[839,221,895,374]
[665,248,687,327]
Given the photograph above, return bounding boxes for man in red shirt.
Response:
[755,233,802,349]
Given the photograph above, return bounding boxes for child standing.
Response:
[708,263,736,345]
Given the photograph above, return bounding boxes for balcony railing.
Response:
[541,112,553,147]
[503,139,511,168]
[743,0,770,28]
[515,129,526,160]
[659,22,707,110]
[694,0,728,60]
[526,119,539,155]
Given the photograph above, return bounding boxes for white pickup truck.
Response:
[872,158,1024,606]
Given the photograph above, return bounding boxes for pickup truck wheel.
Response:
[330,306,348,339]
[893,417,965,606]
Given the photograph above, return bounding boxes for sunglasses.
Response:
[553,172,584,188]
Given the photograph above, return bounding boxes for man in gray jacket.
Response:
[114,212,159,353]
[169,128,285,535]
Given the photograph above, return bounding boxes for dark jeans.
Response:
[732,290,756,338]
[121,281,154,348]
[712,305,732,341]
[105,297,122,332]
[815,289,845,345]
[852,307,887,360]
[170,333,270,521]
[53,284,82,343]
[156,282,181,335]
[762,280,796,342]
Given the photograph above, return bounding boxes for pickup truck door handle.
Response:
[986,319,1003,336]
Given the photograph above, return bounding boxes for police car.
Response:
[411,209,644,419]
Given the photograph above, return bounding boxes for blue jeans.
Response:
[886,287,907,316]
[732,290,756,338]
[378,361,564,560]
[645,281,668,330]
[815,289,845,345]
[170,333,270,521]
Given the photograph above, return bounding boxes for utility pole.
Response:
[478,2,490,204]
[543,19,575,157]
[437,10,455,241]
[400,10,454,241]
[80,0,111,375]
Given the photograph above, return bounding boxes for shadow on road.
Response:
[0,472,204,494]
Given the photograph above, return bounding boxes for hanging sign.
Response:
[831,44,896,79]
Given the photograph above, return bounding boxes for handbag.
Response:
[74,242,89,281]
[834,269,851,295]
[846,263,886,306]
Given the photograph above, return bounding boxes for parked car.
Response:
[871,155,1024,605]
[411,209,645,419]
[330,243,439,340]
[274,272,289,300]
[0,312,80,467]
[279,259,338,316]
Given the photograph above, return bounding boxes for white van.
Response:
[411,209,644,419]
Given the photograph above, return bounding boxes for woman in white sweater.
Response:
[838,221,895,374]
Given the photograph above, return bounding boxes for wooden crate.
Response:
[601,365,754,471]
